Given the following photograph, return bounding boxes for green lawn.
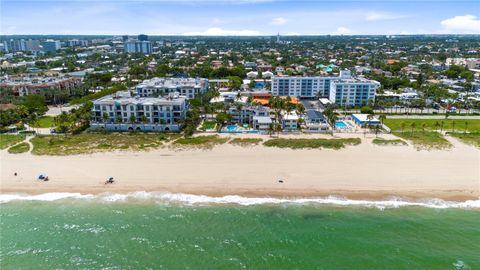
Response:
[30,116,56,128]
[449,132,480,148]
[0,134,26,149]
[200,121,217,131]
[372,138,407,146]
[393,131,452,150]
[173,135,229,148]
[263,138,361,150]
[229,138,263,146]
[8,142,30,154]
[31,133,179,155]
[384,119,480,133]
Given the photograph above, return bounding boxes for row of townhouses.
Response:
[90,91,188,132]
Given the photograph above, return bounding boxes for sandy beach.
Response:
[1,134,479,201]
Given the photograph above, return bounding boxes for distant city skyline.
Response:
[1,0,479,35]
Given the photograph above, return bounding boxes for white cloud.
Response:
[365,11,407,21]
[271,17,287,26]
[441,14,480,34]
[284,32,300,36]
[182,27,260,36]
[333,26,352,35]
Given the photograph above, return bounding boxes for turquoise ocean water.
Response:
[0,193,479,269]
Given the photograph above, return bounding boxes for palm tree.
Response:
[235,102,243,113]
[328,112,339,131]
[141,115,149,131]
[434,121,441,132]
[400,122,406,133]
[295,103,306,130]
[451,121,456,133]
[295,103,305,116]
[374,124,381,137]
[464,121,468,134]
[440,121,444,133]
[421,123,427,133]
[129,115,136,130]
[116,115,123,130]
[378,114,386,125]
[16,105,29,121]
[366,114,374,129]
[267,123,275,137]
[102,112,109,129]
[275,122,283,137]
[410,122,416,135]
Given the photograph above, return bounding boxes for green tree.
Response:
[102,112,109,129]
[22,95,48,115]
[215,112,232,129]
[378,114,386,125]
[141,115,149,131]
[360,106,374,114]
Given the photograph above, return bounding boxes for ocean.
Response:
[0,192,479,269]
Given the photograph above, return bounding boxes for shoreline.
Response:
[0,188,478,202]
[1,134,479,201]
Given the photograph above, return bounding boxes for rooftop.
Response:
[253,116,272,124]
[351,114,380,123]
[94,91,187,105]
[306,110,325,121]
[137,77,208,89]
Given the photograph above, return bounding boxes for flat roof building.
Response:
[351,114,381,126]
[271,70,357,98]
[124,40,152,54]
[90,91,187,132]
[136,77,208,99]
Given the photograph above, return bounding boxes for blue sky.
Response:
[1,0,479,35]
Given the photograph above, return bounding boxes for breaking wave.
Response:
[0,192,479,209]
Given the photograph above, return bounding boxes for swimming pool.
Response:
[221,124,259,133]
[335,121,348,129]
[226,125,238,131]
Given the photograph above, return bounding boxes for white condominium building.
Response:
[271,76,336,98]
[271,70,380,106]
[136,77,208,99]
[329,78,380,107]
[90,91,187,132]
[271,70,353,98]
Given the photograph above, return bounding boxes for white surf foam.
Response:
[0,192,94,204]
[0,192,479,209]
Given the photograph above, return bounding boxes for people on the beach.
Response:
[105,177,115,184]
[37,174,49,181]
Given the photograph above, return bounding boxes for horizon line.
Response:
[1,34,480,37]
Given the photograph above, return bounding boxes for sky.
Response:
[1,0,479,35]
